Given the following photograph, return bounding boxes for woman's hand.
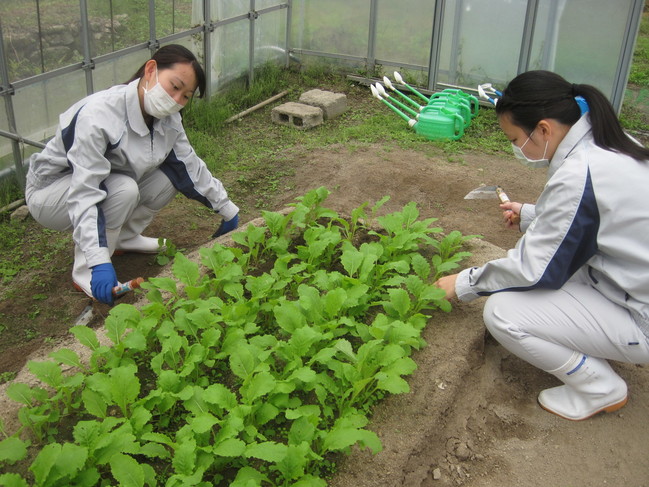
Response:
[434,273,458,300]
[500,201,523,229]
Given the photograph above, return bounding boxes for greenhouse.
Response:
[0,0,645,185]
[1,1,649,486]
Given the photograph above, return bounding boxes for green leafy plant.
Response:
[1,188,476,486]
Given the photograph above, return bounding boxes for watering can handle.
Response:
[452,113,464,140]
[467,94,479,116]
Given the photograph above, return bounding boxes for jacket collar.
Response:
[126,79,150,136]
[548,114,592,177]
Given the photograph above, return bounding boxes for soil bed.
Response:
[2,93,649,486]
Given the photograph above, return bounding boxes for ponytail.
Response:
[496,70,649,161]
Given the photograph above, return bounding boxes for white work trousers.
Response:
[483,269,649,372]
[26,169,176,236]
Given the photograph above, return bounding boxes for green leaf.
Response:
[230,466,269,487]
[147,276,178,295]
[81,388,107,418]
[275,442,310,481]
[241,371,276,403]
[213,438,246,457]
[203,383,238,410]
[29,443,60,485]
[375,373,410,394]
[48,348,83,369]
[105,313,127,345]
[288,417,316,445]
[70,325,100,351]
[387,288,411,318]
[0,473,29,487]
[93,425,139,465]
[0,437,28,464]
[245,441,288,463]
[172,438,196,476]
[322,427,382,454]
[173,252,200,286]
[27,360,62,388]
[411,253,430,279]
[109,365,140,417]
[189,412,219,434]
[54,443,88,479]
[139,442,171,459]
[110,453,144,487]
[293,475,328,487]
[229,346,257,380]
[340,244,363,277]
[5,383,45,406]
[273,301,306,333]
[122,329,147,351]
[288,367,317,383]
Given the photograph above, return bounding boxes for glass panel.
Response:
[254,9,287,65]
[0,0,83,81]
[92,50,152,93]
[529,0,633,100]
[0,96,8,133]
[291,0,370,58]
[257,0,286,10]
[438,0,526,88]
[156,0,195,38]
[0,96,12,173]
[13,71,86,144]
[375,0,435,70]
[213,0,249,20]
[87,0,150,56]
[211,19,249,90]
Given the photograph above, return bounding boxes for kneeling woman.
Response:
[436,70,649,420]
[26,44,239,305]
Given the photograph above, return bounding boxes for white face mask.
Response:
[511,130,550,168]
[143,69,183,119]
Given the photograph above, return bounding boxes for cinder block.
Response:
[271,102,324,130]
[299,89,348,120]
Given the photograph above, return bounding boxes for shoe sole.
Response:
[538,395,628,421]
[72,282,94,300]
[113,247,164,256]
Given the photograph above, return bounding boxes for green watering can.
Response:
[432,88,480,117]
[423,97,472,129]
[414,106,465,141]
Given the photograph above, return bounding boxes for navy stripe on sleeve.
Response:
[478,170,599,296]
[537,171,599,288]
[159,150,213,209]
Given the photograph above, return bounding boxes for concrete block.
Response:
[299,89,348,120]
[271,102,323,130]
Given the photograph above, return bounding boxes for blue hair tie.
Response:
[574,95,589,116]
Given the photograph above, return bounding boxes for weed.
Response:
[0,371,16,384]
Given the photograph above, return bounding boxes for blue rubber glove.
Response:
[90,263,118,305]
[212,213,239,238]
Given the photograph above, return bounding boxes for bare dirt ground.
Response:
[2,131,649,485]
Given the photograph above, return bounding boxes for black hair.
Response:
[495,70,649,161]
[127,44,206,98]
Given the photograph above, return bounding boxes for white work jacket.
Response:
[456,115,649,336]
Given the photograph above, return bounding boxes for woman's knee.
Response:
[483,292,523,339]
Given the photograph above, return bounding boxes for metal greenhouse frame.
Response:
[0,0,645,188]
